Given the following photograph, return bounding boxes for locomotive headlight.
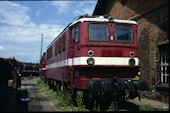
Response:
[129,51,135,58]
[87,58,95,66]
[88,50,94,57]
[129,58,135,66]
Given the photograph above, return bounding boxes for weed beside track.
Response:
[33,77,89,111]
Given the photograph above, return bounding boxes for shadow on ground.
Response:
[16,90,29,112]
[118,100,139,111]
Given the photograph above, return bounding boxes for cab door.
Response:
[67,26,75,92]
[68,25,79,91]
[70,25,79,65]
[70,27,75,61]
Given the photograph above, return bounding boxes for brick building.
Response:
[93,0,169,89]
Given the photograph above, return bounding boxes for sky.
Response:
[0,0,97,63]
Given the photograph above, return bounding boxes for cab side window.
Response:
[75,25,79,43]
[71,27,75,47]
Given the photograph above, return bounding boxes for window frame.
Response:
[55,40,58,55]
[114,24,134,43]
[47,46,52,59]
[52,44,55,57]
[88,23,110,42]
[75,25,79,43]
[62,33,66,51]
[58,38,61,53]
[159,45,169,83]
[70,27,75,47]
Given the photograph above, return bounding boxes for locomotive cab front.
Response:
[70,16,140,92]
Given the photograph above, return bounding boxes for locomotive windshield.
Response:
[114,24,134,43]
[88,24,109,41]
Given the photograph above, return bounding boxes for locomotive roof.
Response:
[47,16,137,49]
[69,16,137,26]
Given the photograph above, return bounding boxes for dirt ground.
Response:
[127,96,169,111]
[16,79,62,112]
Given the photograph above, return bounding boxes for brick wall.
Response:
[136,4,169,88]
[109,0,166,20]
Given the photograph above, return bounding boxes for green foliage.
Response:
[139,105,153,111]
[107,101,115,111]
[93,100,100,111]
[25,77,33,81]
[75,91,89,111]
[76,91,83,106]
[33,77,89,111]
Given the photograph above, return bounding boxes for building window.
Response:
[159,45,169,83]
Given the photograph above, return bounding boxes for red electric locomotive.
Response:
[21,64,39,76]
[42,15,147,110]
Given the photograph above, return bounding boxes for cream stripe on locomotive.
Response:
[46,57,139,69]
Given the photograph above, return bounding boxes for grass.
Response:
[107,101,115,111]
[139,105,153,111]
[33,77,89,111]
